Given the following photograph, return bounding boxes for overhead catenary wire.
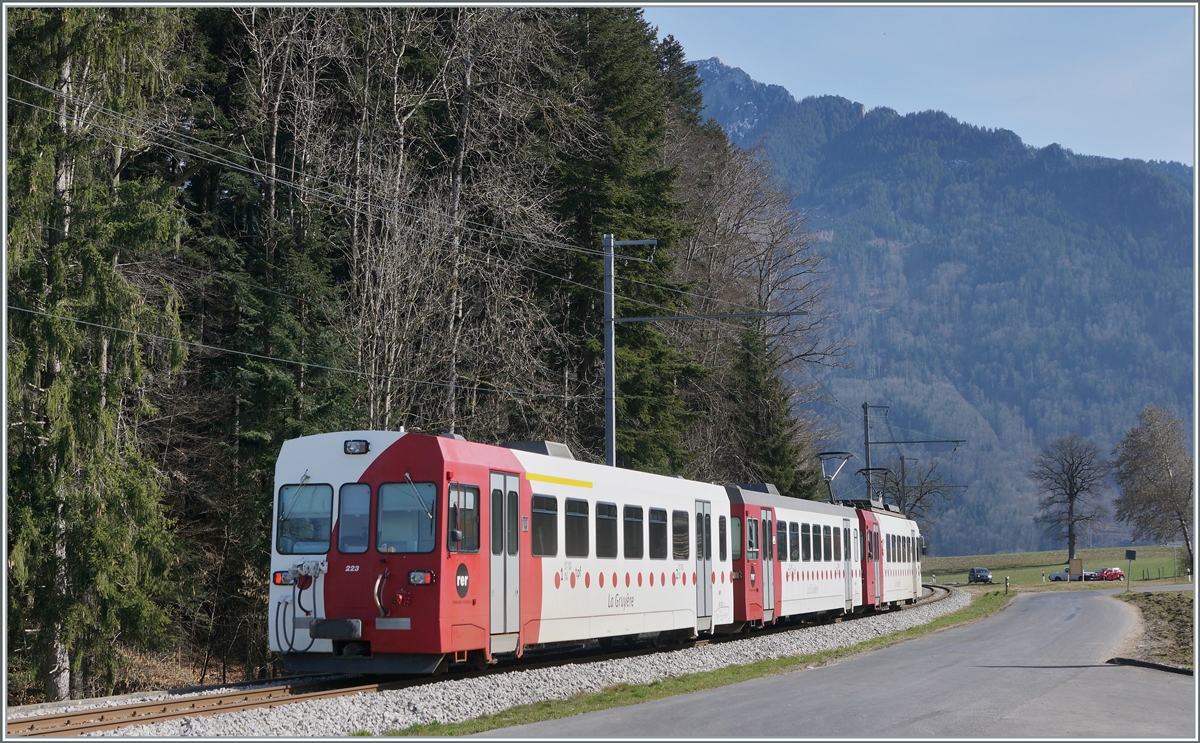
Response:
[8,82,831,411]
[6,305,602,402]
[6,75,622,259]
[7,78,780,316]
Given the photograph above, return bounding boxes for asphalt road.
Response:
[480,587,1195,738]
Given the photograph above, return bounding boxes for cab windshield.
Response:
[377,481,436,553]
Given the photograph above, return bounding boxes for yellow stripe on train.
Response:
[525,472,593,488]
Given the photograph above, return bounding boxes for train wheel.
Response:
[466,650,490,671]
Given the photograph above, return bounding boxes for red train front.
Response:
[269,431,532,673]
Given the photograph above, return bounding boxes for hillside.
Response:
[696,58,1194,556]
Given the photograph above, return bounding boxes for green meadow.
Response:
[923,545,1189,588]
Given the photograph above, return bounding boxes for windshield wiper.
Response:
[404,472,435,532]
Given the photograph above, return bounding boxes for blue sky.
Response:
[641,4,1195,166]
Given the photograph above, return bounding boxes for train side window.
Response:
[596,502,618,558]
[704,513,712,560]
[801,524,811,562]
[531,495,558,557]
[719,516,728,562]
[824,525,833,562]
[672,510,689,560]
[377,482,436,554]
[337,483,370,554]
[278,483,333,555]
[833,526,842,561]
[445,483,480,554]
[777,521,788,562]
[731,517,742,561]
[813,524,823,562]
[649,508,668,559]
[624,506,644,559]
[746,518,759,561]
[492,488,504,556]
[507,488,519,557]
[565,498,589,558]
[789,522,799,561]
[844,528,851,562]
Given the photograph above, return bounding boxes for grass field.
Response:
[923,545,1191,588]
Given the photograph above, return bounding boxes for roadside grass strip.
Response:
[376,591,1012,736]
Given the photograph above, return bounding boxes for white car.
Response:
[1048,569,1095,582]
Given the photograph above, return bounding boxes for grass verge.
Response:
[373,590,1013,736]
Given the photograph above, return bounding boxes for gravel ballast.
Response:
[91,588,971,737]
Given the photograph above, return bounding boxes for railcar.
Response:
[268,430,922,674]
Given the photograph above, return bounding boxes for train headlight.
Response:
[273,571,296,586]
[344,439,370,455]
[408,570,436,585]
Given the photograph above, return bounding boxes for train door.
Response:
[694,500,713,632]
[873,525,882,607]
[761,509,775,622]
[489,473,520,653]
[911,527,921,598]
[842,518,854,613]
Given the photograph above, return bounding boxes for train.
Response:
[269,430,924,674]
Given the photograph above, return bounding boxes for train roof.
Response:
[724,485,858,518]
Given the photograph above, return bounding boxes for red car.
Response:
[1096,567,1125,581]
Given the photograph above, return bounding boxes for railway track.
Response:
[9,584,953,737]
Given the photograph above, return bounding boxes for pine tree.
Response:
[7,7,187,700]
[548,8,702,473]
[728,329,823,498]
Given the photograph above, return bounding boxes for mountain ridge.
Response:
[695,57,1193,556]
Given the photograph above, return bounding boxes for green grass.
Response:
[367,591,1012,737]
[923,545,1189,588]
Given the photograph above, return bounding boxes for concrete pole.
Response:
[862,403,872,499]
[603,234,616,467]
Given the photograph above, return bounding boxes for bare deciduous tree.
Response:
[878,458,963,532]
[662,122,841,488]
[1111,404,1193,566]
[1030,434,1107,560]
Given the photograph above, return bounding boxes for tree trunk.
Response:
[445,15,473,434]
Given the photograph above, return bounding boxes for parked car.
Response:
[1096,567,1125,581]
[1048,569,1096,581]
[967,567,993,584]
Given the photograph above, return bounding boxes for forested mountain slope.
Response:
[696,58,1194,556]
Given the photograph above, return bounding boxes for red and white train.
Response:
[269,431,924,674]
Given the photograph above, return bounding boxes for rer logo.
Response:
[456,563,470,598]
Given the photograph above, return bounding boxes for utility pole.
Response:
[601,233,806,468]
[603,234,616,466]
[603,235,656,467]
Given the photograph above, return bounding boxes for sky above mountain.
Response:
[642,4,1195,166]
